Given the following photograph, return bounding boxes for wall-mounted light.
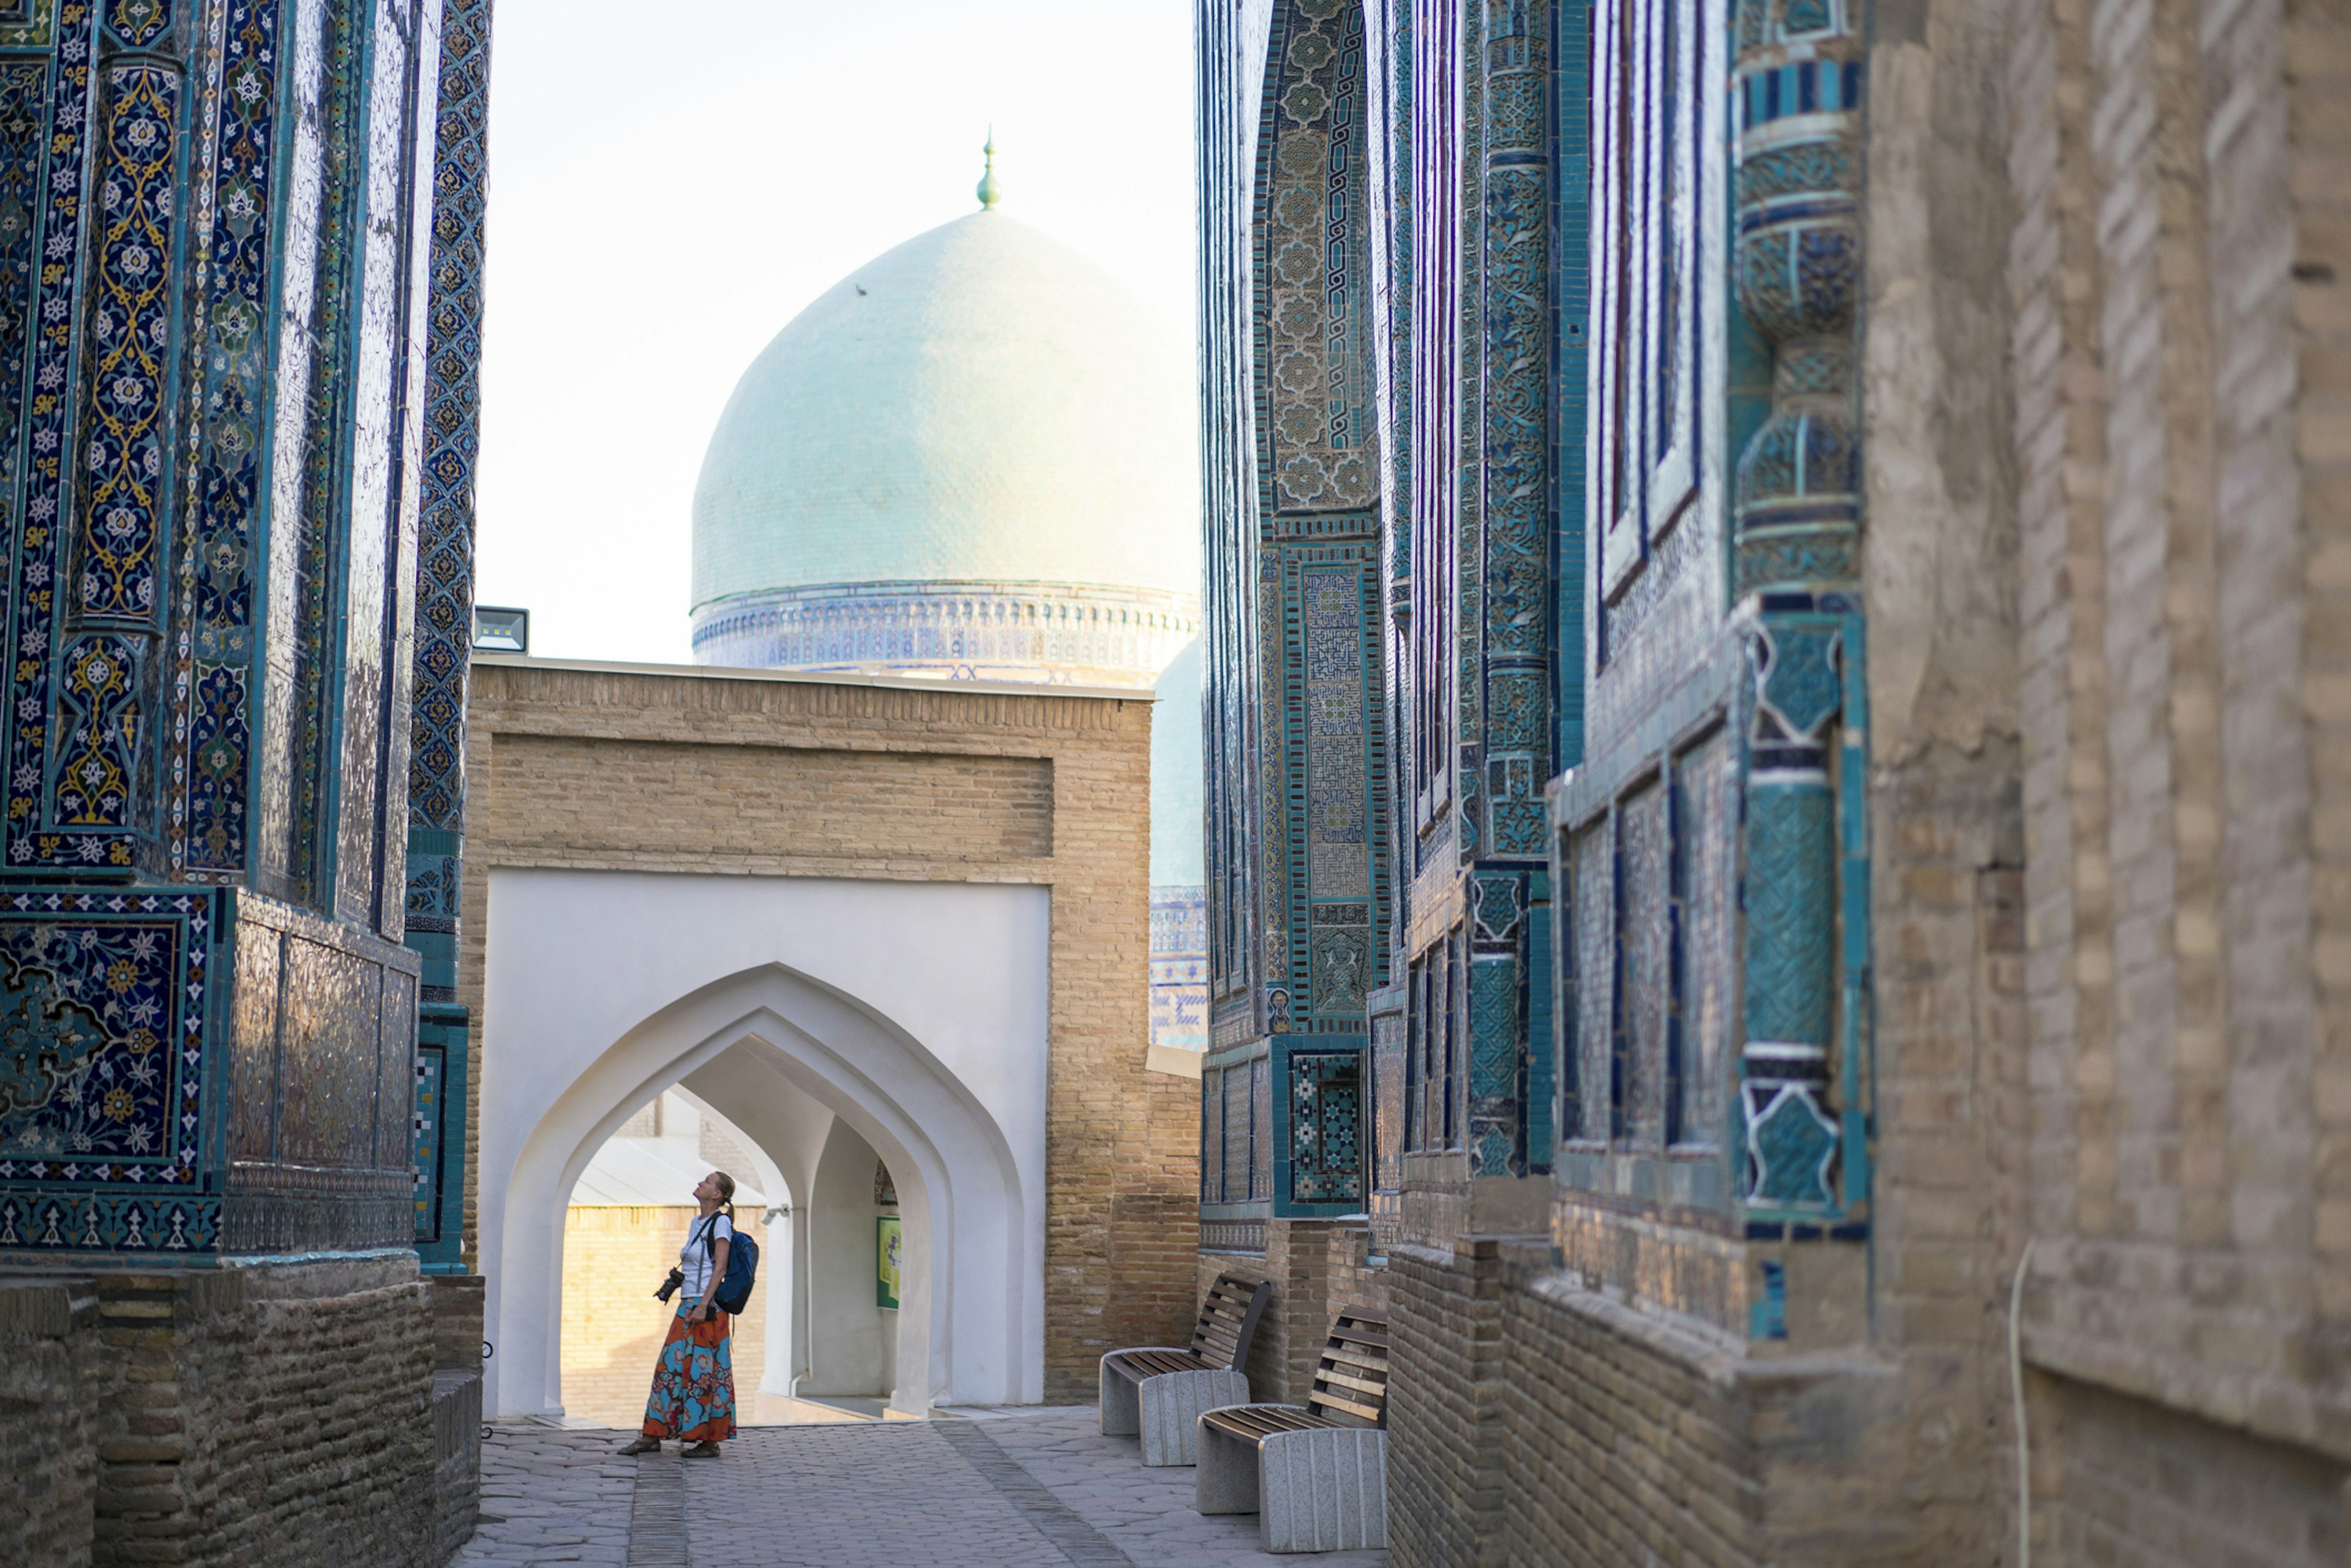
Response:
[473,606,529,653]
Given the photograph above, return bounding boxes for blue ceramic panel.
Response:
[4,2,113,869]
[1676,726,1735,1146]
[105,0,169,47]
[329,0,416,927]
[229,921,280,1162]
[405,0,490,872]
[248,0,344,897]
[178,0,287,878]
[1618,779,1668,1146]
[374,967,414,1169]
[1372,1005,1404,1191]
[74,61,179,629]
[1569,818,1611,1141]
[276,935,380,1168]
[412,1041,442,1239]
[1251,1056,1272,1201]
[1222,1061,1250,1204]
[0,889,222,1258]
[1289,1051,1364,1204]
[1742,783,1835,1049]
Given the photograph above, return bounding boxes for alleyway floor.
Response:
[454,1404,1390,1567]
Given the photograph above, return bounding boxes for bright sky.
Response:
[473,0,1198,664]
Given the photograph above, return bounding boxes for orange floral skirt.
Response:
[640,1296,735,1444]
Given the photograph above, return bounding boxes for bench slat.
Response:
[1202,1406,1327,1442]
[1106,1349,1207,1380]
[1185,1272,1272,1370]
[1315,1367,1385,1399]
[1310,1391,1384,1424]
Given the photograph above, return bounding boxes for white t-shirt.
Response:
[681,1212,735,1300]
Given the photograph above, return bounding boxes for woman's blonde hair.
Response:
[711,1170,737,1220]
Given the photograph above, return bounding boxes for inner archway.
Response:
[476,871,1049,1420]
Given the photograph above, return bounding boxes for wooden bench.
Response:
[1097,1271,1273,1465]
[1195,1310,1389,1552]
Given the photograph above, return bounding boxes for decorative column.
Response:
[1730,0,1867,1218]
[1464,0,1558,1180]
[0,0,451,1264]
[407,0,492,1273]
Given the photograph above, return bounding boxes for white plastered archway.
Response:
[478,871,1049,1419]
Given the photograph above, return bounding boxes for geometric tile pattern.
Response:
[178,0,285,876]
[0,888,218,1256]
[405,0,492,1026]
[1288,1049,1363,1204]
[408,0,492,844]
[1202,0,1390,1216]
[0,1,460,1266]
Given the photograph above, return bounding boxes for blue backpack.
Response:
[695,1214,759,1315]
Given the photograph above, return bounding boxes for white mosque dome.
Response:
[689,195,1202,687]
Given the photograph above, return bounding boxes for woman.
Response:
[620,1170,738,1457]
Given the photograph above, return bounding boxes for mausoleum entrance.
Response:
[456,656,1201,1417]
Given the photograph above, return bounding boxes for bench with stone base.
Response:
[1194,1311,1387,1554]
[1098,1270,1273,1466]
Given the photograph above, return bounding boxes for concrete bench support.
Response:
[1259,1425,1387,1552]
[1195,1403,1288,1515]
[1138,1368,1249,1466]
[1100,1347,1190,1436]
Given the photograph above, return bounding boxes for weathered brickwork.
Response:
[2030,1371,2350,1566]
[1387,1244,1510,1568]
[2009,0,2351,1547]
[1,1277,102,1568]
[1496,1271,1757,1566]
[460,659,1199,1400]
[1,1258,449,1568]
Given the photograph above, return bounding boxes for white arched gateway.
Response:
[476,869,1049,1419]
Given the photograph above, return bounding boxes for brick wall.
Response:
[459,660,1199,1401]
[0,1277,101,1568]
[2030,1371,2350,1564]
[1,1256,454,1568]
[2006,0,2351,1545]
[1496,1270,1757,1566]
[559,1206,770,1427]
[1387,1244,1509,1568]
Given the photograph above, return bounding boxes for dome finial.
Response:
[976,129,1003,211]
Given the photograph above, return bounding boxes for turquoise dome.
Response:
[1150,636,1204,887]
[691,211,1201,613]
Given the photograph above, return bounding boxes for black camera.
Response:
[654,1267,685,1303]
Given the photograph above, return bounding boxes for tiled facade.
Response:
[0,1,489,1561]
[1198,0,2349,1558]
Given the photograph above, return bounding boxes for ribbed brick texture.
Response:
[1386,1243,1508,1568]
[1,1257,452,1567]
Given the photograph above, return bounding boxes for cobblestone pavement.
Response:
[455,1406,1388,1567]
[457,1428,636,1566]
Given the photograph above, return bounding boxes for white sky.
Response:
[471,0,1199,664]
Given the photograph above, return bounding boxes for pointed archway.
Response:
[475,871,1049,1419]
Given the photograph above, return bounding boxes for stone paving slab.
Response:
[980,1406,1389,1568]
[456,1428,635,1566]
[454,1406,1389,1567]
